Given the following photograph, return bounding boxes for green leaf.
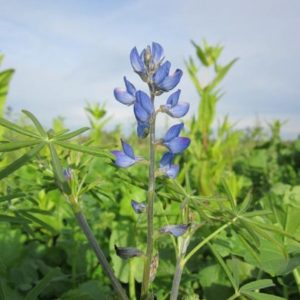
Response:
[48,143,71,194]
[240,279,274,292]
[0,143,45,179]
[0,117,40,138]
[221,178,236,210]
[0,193,25,202]
[24,268,60,300]
[55,127,90,141]
[241,291,285,300]
[207,58,238,92]
[0,214,30,224]
[0,68,14,118]
[54,141,112,159]
[22,110,47,137]
[191,40,209,66]
[0,140,41,152]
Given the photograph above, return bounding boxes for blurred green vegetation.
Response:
[0,43,300,300]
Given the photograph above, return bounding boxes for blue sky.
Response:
[0,0,299,138]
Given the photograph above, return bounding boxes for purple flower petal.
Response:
[164,123,184,142]
[164,165,179,179]
[63,168,72,181]
[166,90,181,106]
[130,47,145,74]
[168,103,190,118]
[160,152,174,167]
[159,224,190,237]
[152,42,164,65]
[158,69,183,91]
[114,88,135,105]
[134,101,149,122]
[114,245,143,259]
[136,91,154,115]
[165,137,191,154]
[137,121,150,139]
[153,61,171,85]
[121,140,135,159]
[124,76,136,96]
[131,200,147,214]
[111,151,136,168]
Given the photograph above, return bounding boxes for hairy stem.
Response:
[170,237,190,300]
[141,92,156,299]
[74,210,128,300]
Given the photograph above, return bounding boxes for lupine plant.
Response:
[113,42,190,299]
[1,44,300,300]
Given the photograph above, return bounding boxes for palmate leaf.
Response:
[54,141,113,159]
[0,117,40,138]
[54,127,90,141]
[0,140,41,152]
[0,143,45,180]
[22,110,47,137]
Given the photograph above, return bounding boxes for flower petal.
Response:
[114,88,135,105]
[111,151,136,168]
[164,165,179,179]
[136,91,154,115]
[130,47,145,74]
[121,140,135,159]
[134,101,149,122]
[159,152,174,167]
[159,224,190,237]
[114,245,143,259]
[131,200,147,214]
[166,89,181,107]
[137,121,150,138]
[152,42,164,65]
[165,137,191,154]
[163,123,184,142]
[168,103,190,118]
[63,168,72,181]
[124,76,136,96]
[158,69,183,91]
[153,61,171,85]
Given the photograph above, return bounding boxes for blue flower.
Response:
[131,200,147,214]
[153,61,183,92]
[130,47,147,80]
[114,77,136,105]
[159,224,190,237]
[134,91,154,138]
[151,42,164,65]
[161,90,190,118]
[163,123,190,154]
[63,168,72,181]
[111,139,142,168]
[159,152,179,179]
[114,245,143,259]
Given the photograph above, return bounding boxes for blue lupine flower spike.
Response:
[159,152,179,179]
[159,224,190,237]
[161,90,190,118]
[114,245,143,259]
[114,77,136,105]
[131,200,147,214]
[111,139,142,168]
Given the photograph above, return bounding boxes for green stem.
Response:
[170,237,191,300]
[74,210,128,300]
[129,260,137,300]
[141,92,156,299]
[183,220,234,265]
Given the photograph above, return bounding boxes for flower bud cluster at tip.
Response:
[112,42,190,179]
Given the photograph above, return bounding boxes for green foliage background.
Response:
[0,43,300,300]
